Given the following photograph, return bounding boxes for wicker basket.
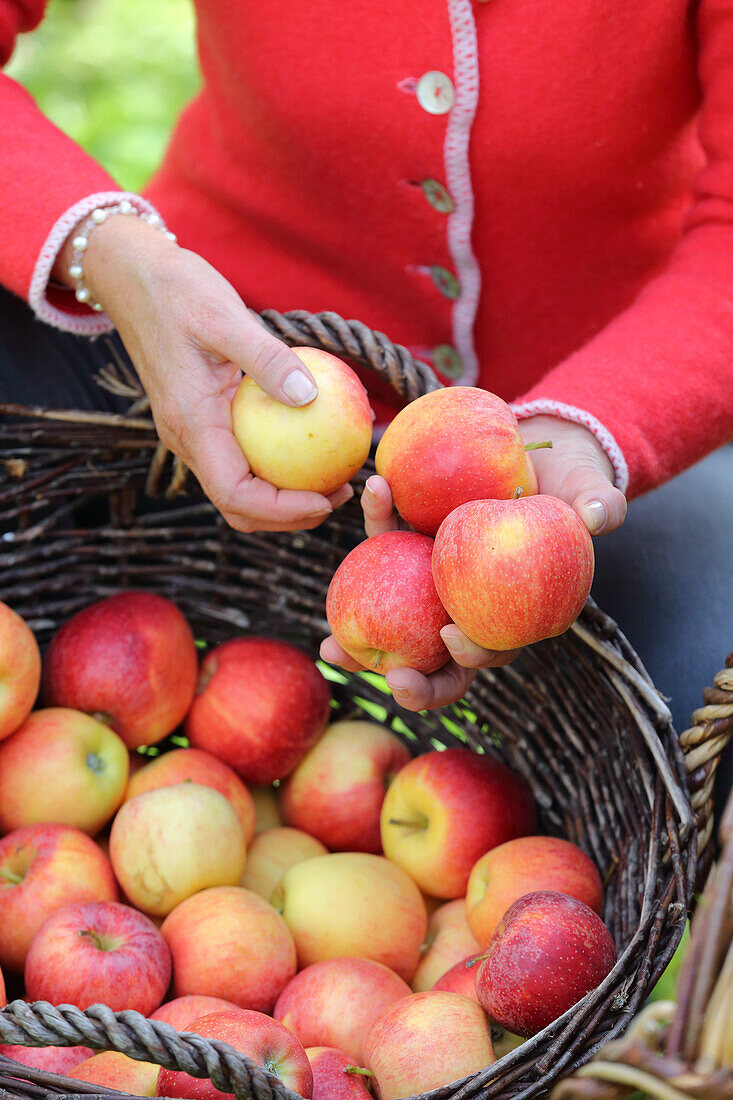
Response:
[0,310,725,1100]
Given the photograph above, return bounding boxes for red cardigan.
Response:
[2,0,733,498]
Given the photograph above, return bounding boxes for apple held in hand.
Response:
[185,638,331,784]
[410,898,482,992]
[271,853,427,981]
[25,900,172,1015]
[161,886,297,1013]
[363,991,494,1100]
[281,720,412,853]
[306,1047,373,1100]
[475,891,617,1037]
[125,748,256,844]
[232,347,373,495]
[241,827,328,900]
[466,835,604,945]
[375,387,541,536]
[274,957,412,1063]
[380,748,536,898]
[110,784,247,917]
[0,708,128,835]
[0,601,40,742]
[432,496,594,652]
[326,532,451,674]
[0,823,118,972]
[43,592,198,750]
[69,1052,161,1097]
[156,1010,314,1100]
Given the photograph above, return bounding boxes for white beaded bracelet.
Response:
[68,200,177,311]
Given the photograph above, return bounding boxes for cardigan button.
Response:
[416,71,455,115]
[421,179,454,213]
[430,266,461,299]
[432,344,465,379]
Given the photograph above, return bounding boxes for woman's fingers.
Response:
[362,475,399,537]
[319,635,365,672]
[385,663,477,711]
[328,483,355,510]
[212,314,319,407]
[440,626,520,669]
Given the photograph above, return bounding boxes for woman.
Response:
[1,1,731,742]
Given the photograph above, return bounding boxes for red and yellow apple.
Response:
[68,1052,161,1096]
[25,900,172,1015]
[185,638,331,784]
[0,823,118,972]
[232,347,373,495]
[306,1047,373,1100]
[0,1045,93,1074]
[432,496,594,651]
[274,957,411,1063]
[42,591,198,749]
[0,708,128,835]
[375,387,539,536]
[0,601,40,742]
[241,827,328,900]
[432,954,481,1002]
[110,783,247,917]
[281,721,412,853]
[411,898,482,992]
[161,886,297,1013]
[150,996,242,1030]
[475,891,617,1037]
[125,748,256,844]
[362,991,495,1100]
[466,835,604,944]
[326,532,451,674]
[380,748,536,898]
[156,1010,314,1100]
[271,852,427,981]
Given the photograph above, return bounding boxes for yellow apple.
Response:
[241,827,327,899]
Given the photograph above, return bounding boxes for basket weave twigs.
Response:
[0,310,729,1100]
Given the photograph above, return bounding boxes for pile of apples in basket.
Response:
[0,351,614,1100]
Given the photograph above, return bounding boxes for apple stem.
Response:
[0,869,23,884]
[523,440,553,451]
[465,950,492,968]
[79,929,105,951]
[387,818,427,829]
[345,1068,374,1078]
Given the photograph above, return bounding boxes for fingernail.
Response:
[581,499,606,534]
[283,370,317,406]
[363,476,380,500]
[441,627,466,659]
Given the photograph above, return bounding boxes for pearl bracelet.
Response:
[68,200,177,311]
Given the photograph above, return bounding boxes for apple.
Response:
[306,1047,373,1100]
[281,721,412,852]
[125,748,256,844]
[161,886,297,1013]
[0,601,40,742]
[42,592,198,750]
[326,532,451,674]
[375,387,539,537]
[156,1010,314,1100]
[0,823,118,972]
[68,1052,161,1096]
[411,898,482,992]
[466,835,604,945]
[362,991,495,1100]
[185,638,331,784]
[110,784,247,917]
[475,891,617,1037]
[24,900,172,1015]
[274,957,412,1063]
[271,853,427,981]
[150,996,242,1030]
[251,785,284,832]
[0,1045,93,1074]
[380,748,536,898]
[0,708,129,835]
[432,496,594,651]
[232,346,372,495]
[241,828,328,900]
[432,954,481,1002]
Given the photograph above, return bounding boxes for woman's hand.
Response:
[57,215,352,532]
[320,415,627,711]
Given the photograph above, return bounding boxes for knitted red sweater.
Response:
[2,0,733,497]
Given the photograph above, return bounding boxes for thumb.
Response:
[543,459,627,535]
[214,311,318,408]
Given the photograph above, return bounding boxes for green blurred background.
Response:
[7,0,199,191]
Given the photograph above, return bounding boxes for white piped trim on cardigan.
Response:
[444,0,481,385]
[29,191,162,335]
[511,399,630,494]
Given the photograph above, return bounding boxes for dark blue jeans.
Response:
[2,285,732,806]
